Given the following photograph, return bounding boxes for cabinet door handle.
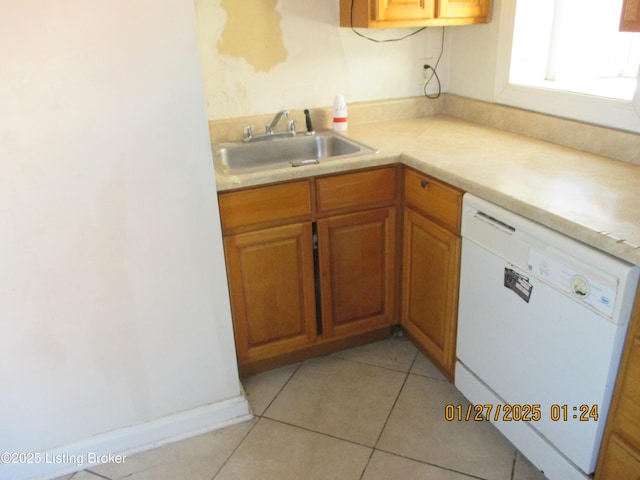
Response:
[420,179,429,188]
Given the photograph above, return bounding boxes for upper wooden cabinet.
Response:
[340,0,491,28]
[438,0,489,19]
[377,0,435,22]
[620,0,640,32]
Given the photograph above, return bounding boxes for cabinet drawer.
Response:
[404,168,462,233]
[316,167,398,213]
[219,180,312,231]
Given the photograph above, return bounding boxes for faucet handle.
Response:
[287,119,298,133]
[244,125,254,141]
[303,109,314,135]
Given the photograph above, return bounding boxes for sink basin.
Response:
[212,131,379,175]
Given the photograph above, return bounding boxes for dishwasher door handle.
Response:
[473,211,516,234]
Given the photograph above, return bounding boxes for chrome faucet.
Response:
[244,109,296,142]
[266,110,289,134]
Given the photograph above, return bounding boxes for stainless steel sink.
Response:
[212,131,378,175]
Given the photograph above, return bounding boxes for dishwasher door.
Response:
[456,237,626,477]
[455,194,639,480]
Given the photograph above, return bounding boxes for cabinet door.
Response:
[620,0,640,32]
[597,434,640,480]
[317,207,396,338]
[224,223,317,364]
[378,0,435,21]
[402,207,460,379]
[437,0,489,19]
[616,336,640,445]
[595,286,640,478]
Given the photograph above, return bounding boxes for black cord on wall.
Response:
[348,0,444,100]
[423,28,445,99]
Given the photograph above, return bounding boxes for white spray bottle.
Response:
[332,94,348,132]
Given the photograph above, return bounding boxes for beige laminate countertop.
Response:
[214,114,640,266]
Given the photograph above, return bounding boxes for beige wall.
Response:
[0,1,246,479]
[195,0,449,120]
[447,0,503,102]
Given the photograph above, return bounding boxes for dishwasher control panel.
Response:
[463,193,639,327]
[528,249,617,320]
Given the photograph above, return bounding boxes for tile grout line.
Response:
[509,448,517,480]
[331,354,416,375]
[355,349,419,480]
[209,363,305,479]
[252,345,454,479]
[256,361,304,417]
[331,338,452,381]
[80,471,112,480]
[361,347,491,480]
[239,341,509,480]
[371,447,493,480]
[211,362,303,480]
[357,449,377,480]
[335,357,406,373]
[370,349,417,450]
[360,347,446,479]
[261,415,491,480]
[209,416,262,480]
[260,415,377,450]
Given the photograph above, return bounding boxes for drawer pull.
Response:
[420,179,429,188]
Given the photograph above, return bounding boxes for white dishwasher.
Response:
[455,194,639,480]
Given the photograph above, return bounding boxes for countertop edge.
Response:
[213,124,640,267]
[399,154,640,266]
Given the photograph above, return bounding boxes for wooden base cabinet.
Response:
[402,207,460,379]
[401,168,462,380]
[223,222,317,364]
[318,206,396,339]
[597,434,640,480]
[596,286,640,479]
[219,167,399,374]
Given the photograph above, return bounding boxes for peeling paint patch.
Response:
[217,0,288,73]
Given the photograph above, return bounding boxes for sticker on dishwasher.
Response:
[504,268,533,303]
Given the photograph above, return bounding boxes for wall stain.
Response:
[217,0,288,73]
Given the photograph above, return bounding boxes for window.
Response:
[510,0,640,100]
[494,0,640,133]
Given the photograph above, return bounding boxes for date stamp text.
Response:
[444,403,599,422]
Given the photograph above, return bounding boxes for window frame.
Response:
[493,0,640,133]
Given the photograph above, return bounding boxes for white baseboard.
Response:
[2,395,252,480]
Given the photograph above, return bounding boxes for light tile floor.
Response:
[54,335,547,480]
